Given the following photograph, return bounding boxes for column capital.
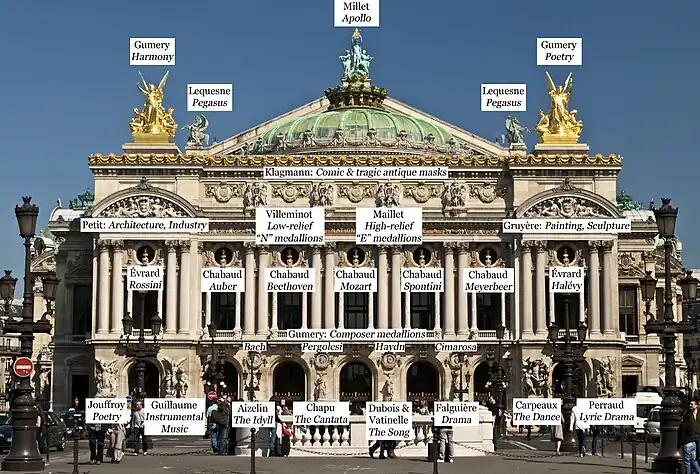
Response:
[178,240,191,252]
[244,242,256,252]
[444,242,458,253]
[97,239,111,251]
[456,242,471,253]
[258,245,270,254]
[377,246,388,255]
[588,240,603,250]
[520,240,534,250]
[324,242,337,252]
[165,240,179,252]
[389,245,403,254]
[112,240,125,251]
[532,240,548,252]
[311,245,322,255]
[601,240,614,252]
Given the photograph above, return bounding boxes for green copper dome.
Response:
[260,108,455,147]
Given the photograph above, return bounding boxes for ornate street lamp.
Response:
[488,324,508,440]
[644,198,695,473]
[2,197,55,472]
[204,322,226,396]
[243,351,262,401]
[547,294,587,453]
[640,270,658,320]
[0,270,18,318]
[119,290,161,398]
[680,270,699,397]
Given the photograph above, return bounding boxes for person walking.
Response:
[589,424,600,455]
[207,399,220,453]
[570,403,589,457]
[131,401,148,456]
[107,423,126,463]
[438,422,454,463]
[216,400,230,455]
[35,405,43,456]
[679,407,700,474]
[88,422,106,464]
[552,421,564,455]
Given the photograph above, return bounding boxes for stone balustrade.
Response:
[234,407,494,457]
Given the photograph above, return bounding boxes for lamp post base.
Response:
[560,429,579,453]
[2,456,45,472]
[652,454,682,473]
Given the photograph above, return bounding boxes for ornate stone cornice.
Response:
[87,153,622,168]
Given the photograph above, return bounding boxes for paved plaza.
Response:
[24,446,645,474]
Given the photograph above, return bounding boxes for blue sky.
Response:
[0,0,698,291]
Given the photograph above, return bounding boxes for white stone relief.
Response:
[442,182,467,211]
[243,181,269,208]
[523,196,607,218]
[522,357,548,396]
[272,183,309,204]
[338,183,375,204]
[403,183,442,204]
[375,182,401,207]
[102,196,186,218]
[205,182,242,203]
[309,183,335,207]
[469,183,506,204]
[596,357,616,397]
[95,359,118,398]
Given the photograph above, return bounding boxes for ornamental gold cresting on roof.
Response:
[244,29,476,158]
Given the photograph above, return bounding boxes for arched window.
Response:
[473,362,492,404]
[273,361,306,401]
[406,361,439,407]
[128,360,160,398]
[339,363,373,406]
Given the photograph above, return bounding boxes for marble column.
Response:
[97,239,110,334]
[337,293,345,329]
[178,241,191,334]
[500,293,507,330]
[323,244,336,329]
[270,293,278,330]
[434,293,441,331]
[257,247,270,336]
[456,244,468,336]
[110,241,124,334]
[244,243,256,336]
[520,242,533,337]
[534,241,548,335]
[601,241,615,335]
[367,292,374,329]
[443,243,456,337]
[165,241,178,335]
[377,247,389,329]
[311,247,323,329]
[390,246,402,329]
[404,292,411,329]
[91,245,98,336]
[469,293,477,333]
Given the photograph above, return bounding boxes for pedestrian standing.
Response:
[207,399,220,453]
[552,421,564,455]
[35,405,43,456]
[589,425,600,455]
[107,423,126,463]
[131,401,148,456]
[216,400,230,455]
[88,422,106,464]
[570,403,589,456]
[679,408,700,474]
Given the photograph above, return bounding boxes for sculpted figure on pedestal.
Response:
[95,359,118,398]
[522,357,548,396]
[182,115,209,147]
[596,357,616,397]
[129,71,177,140]
[535,72,583,144]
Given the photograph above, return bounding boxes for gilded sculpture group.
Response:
[128,30,584,146]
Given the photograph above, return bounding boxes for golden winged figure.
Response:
[129,71,177,143]
[535,71,583,144]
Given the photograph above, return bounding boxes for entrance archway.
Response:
[339,362,373,404]
[406,361,439,404]
[473,362,492,404]
[273,361,306,401]
[128,360,160,398]
[220,362,239,399]
[552,362,586,397]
